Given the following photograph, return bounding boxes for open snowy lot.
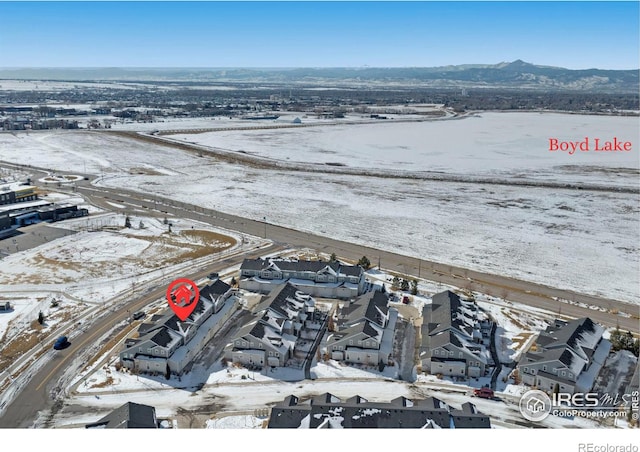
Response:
[0,213,239,359]
[0,112,637,304]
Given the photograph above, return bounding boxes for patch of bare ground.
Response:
[511,332,534,353]
[141,230,234,263]
[89,374,114,389]
[500,308,528,330]
[0,320,46,370]
[128,167,163,176]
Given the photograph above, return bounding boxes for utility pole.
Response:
[263,216,267,238]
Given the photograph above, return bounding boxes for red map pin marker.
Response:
[166,278,200,321]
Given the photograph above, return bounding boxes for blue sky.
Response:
[0,1,638,69]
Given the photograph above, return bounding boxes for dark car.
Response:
[132,311,145,321]
[53,336,69,350]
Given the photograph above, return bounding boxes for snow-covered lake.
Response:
[166,112,639,187]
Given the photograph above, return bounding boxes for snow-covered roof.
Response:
[267,393,488,429]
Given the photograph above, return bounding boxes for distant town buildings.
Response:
[239,257,366,298]
[268,393,491,428]
[517,317,611,394]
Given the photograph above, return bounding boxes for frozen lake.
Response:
[166,112,639,187]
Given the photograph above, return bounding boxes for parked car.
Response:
[132,311,145,321]
[473,387,495,399]
[53,336,69,350]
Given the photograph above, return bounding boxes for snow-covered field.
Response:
[0,112,637,304]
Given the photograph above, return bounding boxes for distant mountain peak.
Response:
[502,59,534,68]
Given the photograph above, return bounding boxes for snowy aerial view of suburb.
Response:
[0,1,638,451]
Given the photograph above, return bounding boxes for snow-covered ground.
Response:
[0,113,637,305]
[54,353,607,430]
[0,214,236,297]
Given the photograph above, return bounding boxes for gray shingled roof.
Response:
[341,290,389,326]
[85,402,157,429]
[268,393,489,429]
[542,317,597,351]
[200,279,231,300]
[427,291,464,336]
[240,258,270,271]
[276,260,338,273]
[339,264,363,277]
[451,402,492,428]
[149,328,174,348]
[259,283,304,318]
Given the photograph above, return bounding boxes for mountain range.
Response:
[0,60,637,92]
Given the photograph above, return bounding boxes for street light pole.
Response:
[263,216,267,238]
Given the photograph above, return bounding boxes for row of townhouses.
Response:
[119,278,235,375]
[239,257,366,298]
[268,393,491,428]
[326,290,397,366]
[420,290,493,378]
[516,317,612,394]
[224,282,327,368]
